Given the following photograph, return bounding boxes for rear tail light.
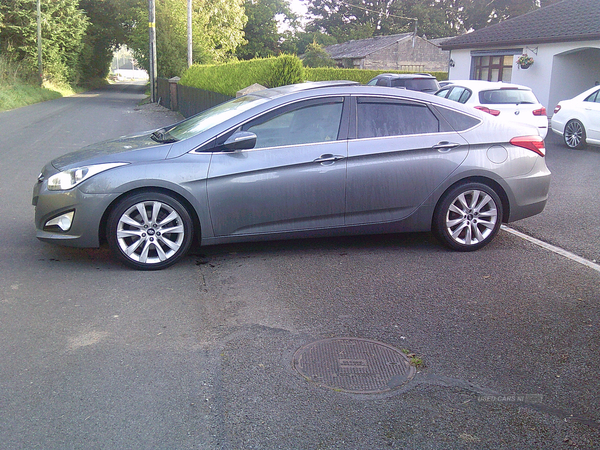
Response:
[553,104,561,114]
[510,136,545,157]
[532,107,546,116]
[475,106,501,116]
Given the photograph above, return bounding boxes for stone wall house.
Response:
[324,33,450,72]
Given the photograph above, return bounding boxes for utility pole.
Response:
[149,0,157,102]
[37,0,42,83]
[187,0,192,68]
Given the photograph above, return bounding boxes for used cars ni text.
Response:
[33,81,551,270]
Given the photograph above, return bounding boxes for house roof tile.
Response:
[325,33,413,59]
[441,0,600,50]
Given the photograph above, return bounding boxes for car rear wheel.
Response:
[563,119,586,149]
[107,192,193,270]
[433,182,503,251]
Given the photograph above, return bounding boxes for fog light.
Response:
[45,211,74,232]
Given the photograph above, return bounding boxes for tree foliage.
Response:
[302,42,337,67]
[0,0,88,83]
[126,0,247,78]
[305,0,542,42]
[237,0,296,59]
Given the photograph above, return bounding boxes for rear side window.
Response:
[585,90,599,103]
[479,88,538,104]
[447,87,471,103]
[434,106,481,132]
[357,98,439,138]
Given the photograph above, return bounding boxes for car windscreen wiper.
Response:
[151,129,178,143]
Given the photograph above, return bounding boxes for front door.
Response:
[207,98,348,237]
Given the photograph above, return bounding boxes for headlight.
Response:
[47,163,128,191]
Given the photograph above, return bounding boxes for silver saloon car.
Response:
[33,81,551,270]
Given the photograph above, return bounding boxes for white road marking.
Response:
[501,225,600,274]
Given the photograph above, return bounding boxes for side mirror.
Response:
[223,131,257,151]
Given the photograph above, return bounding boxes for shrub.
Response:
[305,68,448,84]
[179,56,447,97]
[180,55,304,97]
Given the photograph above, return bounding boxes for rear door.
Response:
[345,96,469,226]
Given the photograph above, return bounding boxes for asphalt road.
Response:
[0,83,598,449]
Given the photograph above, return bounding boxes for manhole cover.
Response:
[293,338,416,394]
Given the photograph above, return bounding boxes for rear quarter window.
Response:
[434,106,481,132]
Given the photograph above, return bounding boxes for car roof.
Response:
[251,81,360,99]
[441,80,532,91]
[373,73,436,79]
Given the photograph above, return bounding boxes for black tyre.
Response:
[433,182,503,251]
[107,192,194,270]
[563,119,586,149]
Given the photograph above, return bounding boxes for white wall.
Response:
[447,39,600,113]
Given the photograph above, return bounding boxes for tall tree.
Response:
[237,0,296,59]
[305,0,542,42]
[0,0,88,83]
[126,0,247,78]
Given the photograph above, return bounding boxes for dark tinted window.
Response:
[376,78,389,86]
[404,78,439,92]
[357,99,439,138]
[245,101,344,148]
[434,106,481,131]
[390,79,406,87]
[479,88,538,104]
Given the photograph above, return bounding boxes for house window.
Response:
[472,55,513,82]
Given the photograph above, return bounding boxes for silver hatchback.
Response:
[33,82,551,270]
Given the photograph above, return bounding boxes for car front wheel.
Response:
[433,183,503,251]
[563,119,586,149]
[107,192,194,270]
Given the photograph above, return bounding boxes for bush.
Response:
[179,55,304,97]
[305,68,448,84]
[179,55,447,97]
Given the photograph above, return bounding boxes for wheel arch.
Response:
[433,176,510,224]
[99,187,202,246]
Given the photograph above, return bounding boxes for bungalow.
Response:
[440,0,600,112]
[324,33,449,72]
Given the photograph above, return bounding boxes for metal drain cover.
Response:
[293,338,416,394]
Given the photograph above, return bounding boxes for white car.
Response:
[435,81,548,138]
[551,85,600,149]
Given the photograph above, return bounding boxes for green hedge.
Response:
[305,68,448,84]
[179,56,448,97]
[179,55,304,97]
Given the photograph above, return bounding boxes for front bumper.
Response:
[33,180,118,248]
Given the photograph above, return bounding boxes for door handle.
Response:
[432,141,460,152]
[314,154,345,164]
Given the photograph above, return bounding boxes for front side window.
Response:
[244,100,344,149]
[472,55,513,82]
[357,99,439,138]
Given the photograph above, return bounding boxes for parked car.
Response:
[33,81,550,270]
[551,85,600,149]
[435,81,548,138]
[367,73,440,93]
